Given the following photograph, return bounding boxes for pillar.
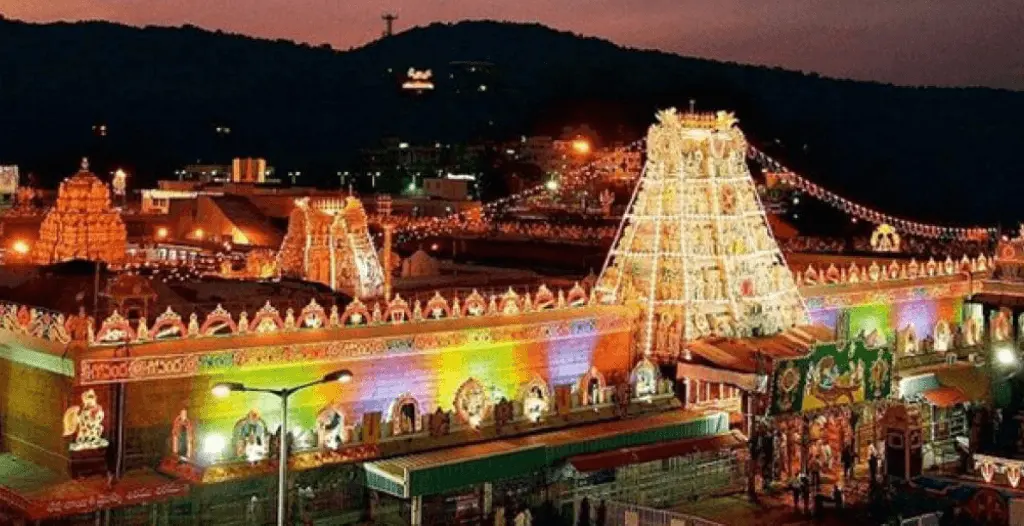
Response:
[383,224,393,300]
[483,482,493,516]
[410,496,422,526]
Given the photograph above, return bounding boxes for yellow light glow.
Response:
[156,227,168,239]
[571,139,591,155]
[545,180,559,191]
[11,240,29,255]
[203,434,226,455]
[194,228,205,240]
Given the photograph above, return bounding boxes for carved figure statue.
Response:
[62,389,109,451]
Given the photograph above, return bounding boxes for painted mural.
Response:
[809,296,964,345]
[134,314,634,464]
[770,340,893,414]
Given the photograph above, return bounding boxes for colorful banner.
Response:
[770,340,893,414]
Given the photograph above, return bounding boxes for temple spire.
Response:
[595,108,807,356]
[80,157,89,171]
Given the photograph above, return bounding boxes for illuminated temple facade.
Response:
[596,110,807,356]
[278,197,385,298]
[31,159,127,266]
[0,111,1012,525]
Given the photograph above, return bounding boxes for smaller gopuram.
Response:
[278,196,385,298]
[31,158,127,266]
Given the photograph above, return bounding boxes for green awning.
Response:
[544,412,727,463]
[364,410,730,498]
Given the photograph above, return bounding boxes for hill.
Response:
[0,18,1022,224]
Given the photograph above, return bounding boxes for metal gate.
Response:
[575,499,723,526]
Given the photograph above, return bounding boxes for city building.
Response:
[231,158,269,184]
[0,165,19,207]
[422,177,469,201]
[175,163,231,184]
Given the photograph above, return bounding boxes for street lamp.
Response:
[211,369,353,526]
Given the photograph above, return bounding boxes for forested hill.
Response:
[0,17,1022,223]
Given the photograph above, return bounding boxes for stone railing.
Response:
[795,254,991,287]
[0,283,598,348]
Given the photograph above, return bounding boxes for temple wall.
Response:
[808,296,965,341]
[113,311,634,465]
[0,359,70,473]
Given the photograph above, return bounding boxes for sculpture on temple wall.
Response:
[870,224,901,253]
[32,159,127,266]
[171,409,195,460]
[316,404,346,449]
[62,389,109,451]
[278,197,385,298]
[233,410,269,462]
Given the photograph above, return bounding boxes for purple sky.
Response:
[4,0,1022,89]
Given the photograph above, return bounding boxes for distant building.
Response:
[176,164,230,183]
[231,157,268,183]
[423,177,469,201]
[0,165,19,206]
[140,189,199,215]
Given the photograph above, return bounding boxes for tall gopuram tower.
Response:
[32,158,127,266]
[595,109,807,357]
[278,196,385,299]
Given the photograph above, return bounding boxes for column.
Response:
[409,496,422,526]
[383,224,393,300]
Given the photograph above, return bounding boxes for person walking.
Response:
[809,455,822,492]
[842,442,855,480]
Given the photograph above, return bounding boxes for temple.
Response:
[278,197,385,298]
[30,159,127,266]
[0,111,1017,525]
[596,110,807,355]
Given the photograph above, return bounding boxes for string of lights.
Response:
[748,145,996,240]
[388,138,647,245]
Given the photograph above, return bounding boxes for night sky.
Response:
[3,0,1023,90]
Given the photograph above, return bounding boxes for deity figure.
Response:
[63,389,109,451]
[524,385,548,421]
[65,306,93,343]
[317,407,345,449]
[456,380,489,426]
[234,410,268,460]
[634,364,657,397]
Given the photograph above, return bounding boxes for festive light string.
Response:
[387,137,993,245]
[387,139,647,244]
[748,145,996,240]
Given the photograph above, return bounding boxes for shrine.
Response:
[278,197,386,298]
[30,158,127,266]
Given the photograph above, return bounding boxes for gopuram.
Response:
[30,158,127,266]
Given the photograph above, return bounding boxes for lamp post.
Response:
[212,369,353,526]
